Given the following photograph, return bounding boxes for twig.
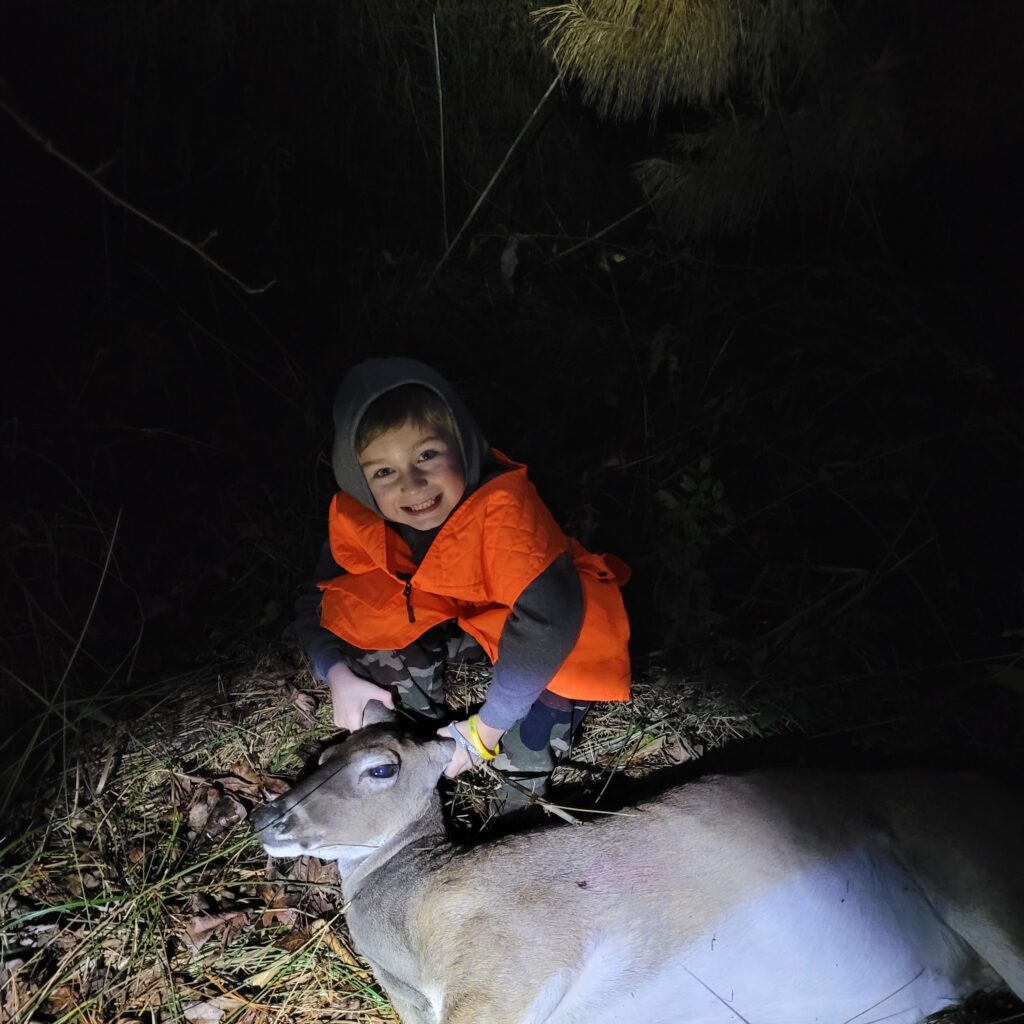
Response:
[597,720,649,804]
[447,721,582,825]
[697,327,736,403]
[94,722,128,797]
[477,761,583,825]
[1,101,275,295]
[432,13,449,250]
[426,72,564,287]
[57,507,122,693]
[554,203,647,260]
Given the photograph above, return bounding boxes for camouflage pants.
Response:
[346,622,589,811]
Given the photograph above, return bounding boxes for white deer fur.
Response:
[252,722,1024,1024]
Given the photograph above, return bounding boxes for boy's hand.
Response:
[440,723,476,778]
[437,718,505,778]
[326,663,395,732]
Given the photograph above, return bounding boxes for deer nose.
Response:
[252,803,290,835]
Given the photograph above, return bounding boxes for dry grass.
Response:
[534,0,917,243]
[0,651,767,1022]
[0,657,391,1024]
[0,652,1015,1023]
[535,0,826,119]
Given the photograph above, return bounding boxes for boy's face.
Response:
[358,420,466,530]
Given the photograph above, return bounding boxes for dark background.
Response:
[2,0,1022,801]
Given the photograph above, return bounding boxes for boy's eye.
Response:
[372,467,393,480]
[418,449,438,462]
[364,763,398,780]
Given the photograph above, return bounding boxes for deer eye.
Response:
[364,763,398,780]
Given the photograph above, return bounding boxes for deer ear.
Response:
[426,736,458,776]
[318,744,345,766]
[361,699,398,728]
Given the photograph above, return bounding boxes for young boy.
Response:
[295,358,630,801]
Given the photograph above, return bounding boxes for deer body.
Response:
[253,725,1024,1024]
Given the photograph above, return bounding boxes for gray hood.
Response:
[330,358,490,513]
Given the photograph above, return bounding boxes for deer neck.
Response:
[338,792,450,905]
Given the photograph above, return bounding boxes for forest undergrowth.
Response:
[3,237,1023,1023]
[2,655,1022,1024]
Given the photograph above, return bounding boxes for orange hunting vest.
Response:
[318,456,631,702]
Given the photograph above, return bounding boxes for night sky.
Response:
[2,0,1022,787]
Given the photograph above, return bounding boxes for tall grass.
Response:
[536,0,826,118]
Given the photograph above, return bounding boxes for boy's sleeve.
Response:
[478,551,584,731]
[294,540,363,681]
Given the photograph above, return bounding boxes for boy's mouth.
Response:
[403,494,443,516]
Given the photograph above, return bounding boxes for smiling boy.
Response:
[359,420,465,530]
[295,358,631,800]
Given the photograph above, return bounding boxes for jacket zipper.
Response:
[396,572,416,623]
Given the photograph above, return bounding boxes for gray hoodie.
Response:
[329,357,491,514]
[294,358,584,730]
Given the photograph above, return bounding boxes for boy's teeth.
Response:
[408,496,439,512]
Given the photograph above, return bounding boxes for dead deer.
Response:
[252,708,1024,1024]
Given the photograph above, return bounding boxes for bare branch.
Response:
[2,101,276,295]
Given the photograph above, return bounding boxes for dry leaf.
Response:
[204,792,247,840]
[284,684,317,727]
[65,871,103,898]
[180,911,249,953]
[170,772,194,812]
[261,894,299,928]
[183,995,237,1023]
[275,926,311,952]
[225,761,261,784]
[43,982,80,1014]
[188,893,214,914]
[332,996,365,1014]
[0,959,25,984]
[0,959,27,1024]
[211,777,261,802]
[286,857,339,887]
[187,785,220,833]
[247,967,277,989]
[50,924,84,953]
[117,962,168,1008]
[662,733,690,764]
[260,776,291,798]
[664,730,703,764]
[285,857,340,916]
[311,920,370,979]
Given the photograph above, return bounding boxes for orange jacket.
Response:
[318,458,631,702]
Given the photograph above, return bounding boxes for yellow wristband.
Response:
[467,715,501,761]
